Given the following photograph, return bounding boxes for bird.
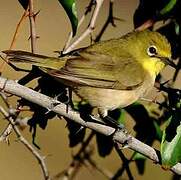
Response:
[2,30,175,126]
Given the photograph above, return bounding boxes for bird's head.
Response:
[130,30,176,75]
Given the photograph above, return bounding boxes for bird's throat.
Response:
[142,58,165,76]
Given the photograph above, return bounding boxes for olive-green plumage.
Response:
[3,30,173,117]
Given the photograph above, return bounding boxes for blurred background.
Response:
[0,0,177,179]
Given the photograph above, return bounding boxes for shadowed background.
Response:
[0,0,175,179]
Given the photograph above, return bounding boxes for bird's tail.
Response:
[2,50,67,70]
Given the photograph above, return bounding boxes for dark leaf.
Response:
[18,0,29,10]
[95,109,125,157]
[66,119,86,147]
[132,152,146,174]
[96,133,114,157]
[125,103,156,144]
[58,0,78,36]
[160,0,177,15]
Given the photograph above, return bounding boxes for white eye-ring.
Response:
[147,45,157,57]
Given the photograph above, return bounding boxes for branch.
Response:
[87,156,113,178]
[53,132,95,179]
[0,123,12,143]
[0,105,50,180]
[29,0,37,53]
[0,76,180,175]
[9,8,29,50]
[0,8,29,72]
[113,143,133,179]
[63,0,95,51]
[95,0,121,42]
[63,0,104,54]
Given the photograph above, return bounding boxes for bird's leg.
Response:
[63,88,74,113]
[98,108,124,129]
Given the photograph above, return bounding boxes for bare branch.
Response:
[0,104,50,180]
[113,143,133,179]
[0,123,12,143]
[0,76,180,175]
[135,19,155,31]
[10,8,29,50]
[87,157,113,178]
[53,131,95,179]
[95,0,119,42]
[63,0,95,51]
[0,8,29,73]
[63,0,104,54]
[29,0,37,53]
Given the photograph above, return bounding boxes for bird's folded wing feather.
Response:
[48,50,146,90]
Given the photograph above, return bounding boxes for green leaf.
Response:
[117,109,125,125]
[18,0,29,10]
[161,116,181,168]
[153,120,163,141]
[132,152,146,161]
[132,152,146,175]
[175,22,180,35]
[58,0,78,36]
[160,0,177,15]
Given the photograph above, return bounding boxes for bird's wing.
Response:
[48,50,146,90]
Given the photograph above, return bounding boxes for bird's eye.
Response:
[147,46,157,57]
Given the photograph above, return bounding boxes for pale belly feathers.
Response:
[75,78,154,111]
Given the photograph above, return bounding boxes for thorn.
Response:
[54,50,62,56]
[28,35,40,41]
[45,102,60,114]
[45,97,61,114]
[8,108,18,116]
[75,126,85,135]
[161,79,171,86]
[33,10,41,20]
[121,144,130,149]
[89,114,102,123]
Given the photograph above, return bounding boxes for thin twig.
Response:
[63,0,95,51]
[29,0,37,53]
[0,123,12,143]
[95,0,121,42]
[63,0,104,54]
[87,157,113,178]
[0,105,50,180]
[53,131,95,179]
[53,148,93,180]
[112,143,133,180]
[0,8,29,72]
[135,19,155,31]
[172,58,181,83]
[76,131,95,155]
[0,92,13,142]
[53,159,82,180]
[9,8,29,50]
[0,77,180,175]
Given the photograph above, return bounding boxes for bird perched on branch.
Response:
[2,30,176,127]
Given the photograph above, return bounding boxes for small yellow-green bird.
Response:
[3,30,175,124]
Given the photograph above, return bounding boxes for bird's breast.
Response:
[74,75,155,111]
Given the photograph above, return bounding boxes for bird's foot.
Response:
[90,114,124,130]
[103,115,124,130]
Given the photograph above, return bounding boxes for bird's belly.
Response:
[75,87,142,110]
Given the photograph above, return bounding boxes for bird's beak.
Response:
[160,57,177,69]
